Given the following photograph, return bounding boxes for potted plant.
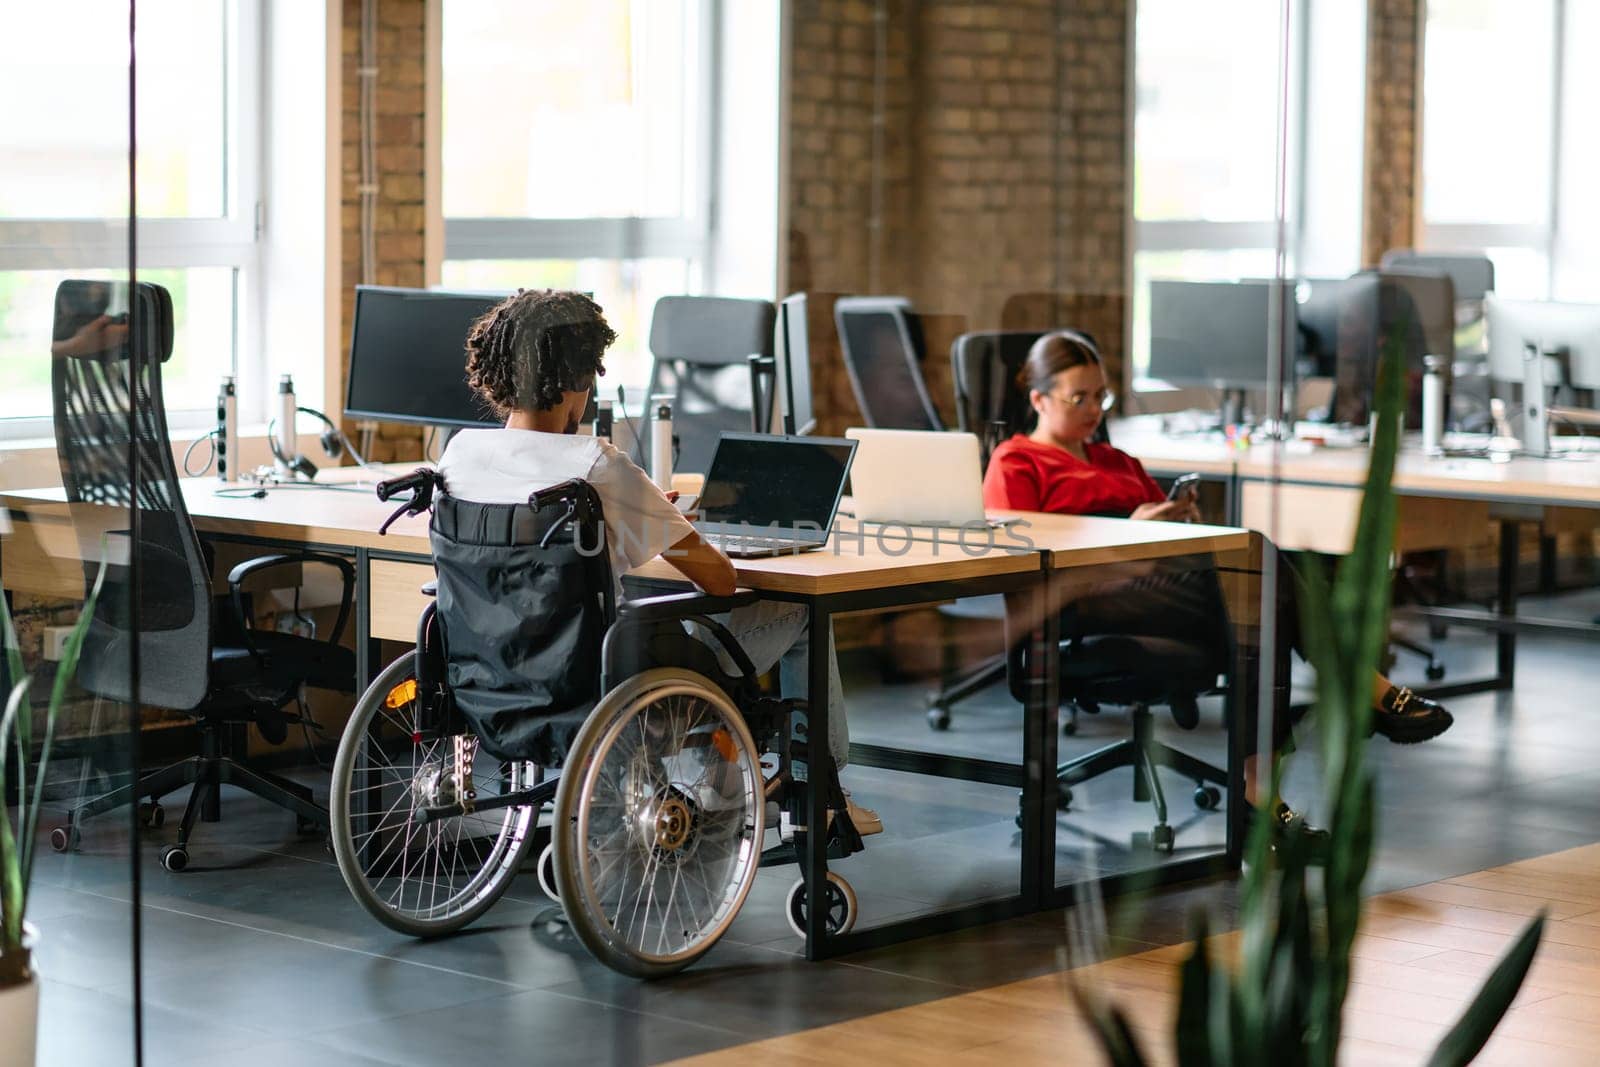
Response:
[1076,354,1545,1065]
[2,559,104,1067]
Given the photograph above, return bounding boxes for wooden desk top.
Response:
[990,511,1253,568]
[1111,416,1600,508]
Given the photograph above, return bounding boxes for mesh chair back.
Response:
[1380,250,1495,303]
[429,480,616,765]
[50,280,212,710]
[642,295,777,475]
[833,296,943,431]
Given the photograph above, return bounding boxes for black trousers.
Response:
[1058,551,1302,756]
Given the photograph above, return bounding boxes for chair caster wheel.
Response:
[1151,824,1174,853]
[1061,718,1077,736]
[536,842,561,903]
[1193,786,1221,811]
[50,826,79,853]
[1426,664,1445,681]
[785,873,857,939]
[926,706,951,731]
[1056,785,1073,811]
[138,802,165,829]
[161,846,190,873]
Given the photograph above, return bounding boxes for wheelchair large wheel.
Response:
[553,668,765,979]
[330,655,540,938]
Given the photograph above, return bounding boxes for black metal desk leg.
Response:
[355,547,375,689]
[803,600,832,961]
[1497,520,1519,689]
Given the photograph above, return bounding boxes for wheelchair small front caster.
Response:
[1150,824,1174,853]
[926,705,951,731]
[1193,786,1221,811]
[1426,663,1445,681]
[161,845,190,873]
[785,872,857,939]
[536,842,561,903]
[50,825,79,853]
[139,802,165,829]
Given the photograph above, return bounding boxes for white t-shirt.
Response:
[437,428,695,587]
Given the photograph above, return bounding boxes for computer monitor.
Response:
[1294,277,1349,379]
[1329,271,1447,427]
[344,286,504,428]
[774,293,815,435]
[833,296,943,431]
[1147,279,1293,391]
[1486,295,1600,392]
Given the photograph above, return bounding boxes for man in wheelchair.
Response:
[329,290,876,978]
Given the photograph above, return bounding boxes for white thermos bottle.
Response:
[277,374,298,475]
[651,395,674,491]
[1421,355,1445,454]
[217,376,239,481]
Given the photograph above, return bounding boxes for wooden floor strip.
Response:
[668,843,1600,1066]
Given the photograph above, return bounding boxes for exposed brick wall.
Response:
[339,0,428,461]
[785,0,1130,435]
[1362,0,1422,268]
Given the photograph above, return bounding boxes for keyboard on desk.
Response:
[699,531,825,559]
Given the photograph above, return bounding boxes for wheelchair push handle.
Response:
[375,466,442,535]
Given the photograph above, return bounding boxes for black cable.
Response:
[182,430,218,477]
[213,482,369,499]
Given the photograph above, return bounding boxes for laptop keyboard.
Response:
[702,533,814,555]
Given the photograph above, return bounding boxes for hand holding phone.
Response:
[1166,472,1201,501]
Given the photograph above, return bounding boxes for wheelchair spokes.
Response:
[555,669,765,978]
[330,656,541,937]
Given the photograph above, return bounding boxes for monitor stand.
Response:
[1220,388,1248,431]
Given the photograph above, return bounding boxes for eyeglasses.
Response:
[1044,388,1116,412]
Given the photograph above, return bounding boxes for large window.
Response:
[1132,0,1367,383]
[441,1,712,385]
[0,1,260,435]
[1420,0,1597,301]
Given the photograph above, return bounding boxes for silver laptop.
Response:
[694,433,856,558]
[846,428,999,527]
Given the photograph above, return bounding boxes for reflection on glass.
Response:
[1,267,235,424]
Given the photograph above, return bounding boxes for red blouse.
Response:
[981,434,1164,516]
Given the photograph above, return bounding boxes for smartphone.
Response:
[1166,472,1201,501]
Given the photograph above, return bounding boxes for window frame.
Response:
[0,0,263,441]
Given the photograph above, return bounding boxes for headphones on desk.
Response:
[268,405,345,480]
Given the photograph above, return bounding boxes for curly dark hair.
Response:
[464,289,617,415]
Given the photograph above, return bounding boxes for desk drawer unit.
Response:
[371,559,434,642]
[1241,482,1489,555]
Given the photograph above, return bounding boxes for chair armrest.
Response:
[617,588,761,623]
[227,552,357,648]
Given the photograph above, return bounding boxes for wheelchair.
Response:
[329,469,865,978]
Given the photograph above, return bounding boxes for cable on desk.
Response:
[183,430,219,477]
[213,482,371,499]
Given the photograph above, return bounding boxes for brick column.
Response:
[1361,0,1422,268]
[340,0,427,461]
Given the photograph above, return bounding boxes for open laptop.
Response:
[694,433,856,558]
[846,428,1003,527]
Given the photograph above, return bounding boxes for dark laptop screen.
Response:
[698,434,855,535]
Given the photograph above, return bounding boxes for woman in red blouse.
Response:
[983,331,1453,836]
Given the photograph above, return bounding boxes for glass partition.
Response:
[2,5,140,1064]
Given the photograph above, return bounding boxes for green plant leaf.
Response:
[1067,979,1152,1067]
[1424,914,1546,1067]
[0,678,28,953]
[21,554,106,893]
[0,588,26,751]
[1175,911,1214,1067]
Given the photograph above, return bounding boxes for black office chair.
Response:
[637,295,777,474]
[926,330,1113,731]
[46,279,356,872]
[833,296,944,431]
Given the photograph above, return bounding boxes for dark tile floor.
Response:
[20,590,1600,1065]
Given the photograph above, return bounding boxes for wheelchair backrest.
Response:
[428,479,616,763]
